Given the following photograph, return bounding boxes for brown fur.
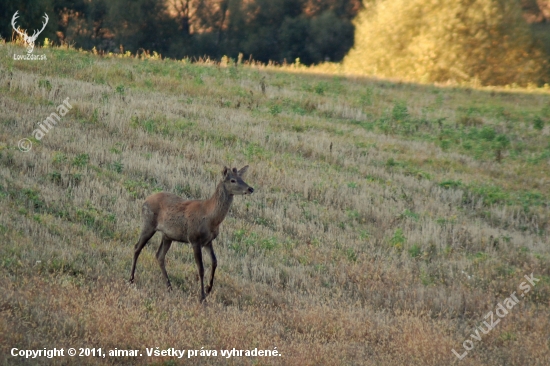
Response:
[129,166,253,302]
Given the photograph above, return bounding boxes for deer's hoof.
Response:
[205,285,212,294]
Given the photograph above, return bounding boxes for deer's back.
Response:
[143,192,211,243]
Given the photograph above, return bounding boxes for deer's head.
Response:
[11,11,49,54]
[222,166,254,196]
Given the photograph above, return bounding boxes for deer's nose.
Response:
[248,187,254,194]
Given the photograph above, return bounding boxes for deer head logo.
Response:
[11,11,49,54]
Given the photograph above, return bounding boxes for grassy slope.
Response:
[0,43,549,365]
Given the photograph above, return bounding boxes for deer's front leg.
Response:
[192,243,206,302]
[205,241,217,295]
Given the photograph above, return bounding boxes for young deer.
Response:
[129,166,254,302]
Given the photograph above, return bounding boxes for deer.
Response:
[129,166,254,302]
[11,11,49,54]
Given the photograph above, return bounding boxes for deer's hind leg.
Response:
[129,205,157,283]
[129,227,156,283]
[156,234,173,290]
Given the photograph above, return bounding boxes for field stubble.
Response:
[0,43,549,365]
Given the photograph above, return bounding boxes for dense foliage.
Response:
[0,0,360,65]
[344,0,549,85]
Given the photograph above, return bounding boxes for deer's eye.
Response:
[230,179,236,183]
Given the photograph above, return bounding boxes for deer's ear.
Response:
[222,166,229,177]
[237,165,249,176]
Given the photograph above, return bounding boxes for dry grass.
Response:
[0,42,549,365]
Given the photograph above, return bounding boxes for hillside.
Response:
[0,43,549,365]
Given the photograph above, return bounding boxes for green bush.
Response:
[534,116,544,131]
[408,244,422,258]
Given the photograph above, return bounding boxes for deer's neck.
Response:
[207,182,233,227]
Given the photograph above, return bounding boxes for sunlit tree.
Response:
[344,0,549,85]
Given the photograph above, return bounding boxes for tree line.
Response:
[1,0,361,65]
[3,0,549,85]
